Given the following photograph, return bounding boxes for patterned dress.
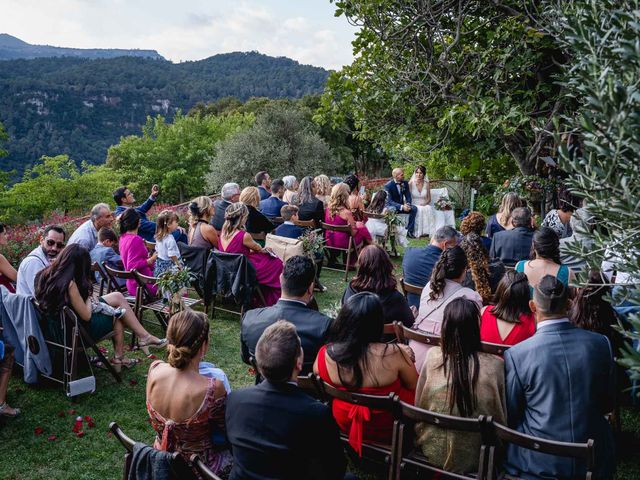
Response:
[147,361,229,475]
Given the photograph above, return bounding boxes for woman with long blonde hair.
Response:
[218,202,283,306]
[239,186,275,238]
[314,175,332,206]
[486,192,523,238]
[324,183,372,254]
[188,196,218,249]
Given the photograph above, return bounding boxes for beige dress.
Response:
[415,347,507,474]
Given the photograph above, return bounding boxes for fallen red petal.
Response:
[129,379,138,386]
[88,421,96,428]
[84,416,93,423]
[147,354,157,360]
[34,426,44,435]
[48,435,57,441]
[68,409,76,415]
[76,431,85,438]
[57,411,65,417]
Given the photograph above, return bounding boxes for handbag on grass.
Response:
[265,234,304,262]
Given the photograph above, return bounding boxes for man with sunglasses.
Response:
[16,225,66,297]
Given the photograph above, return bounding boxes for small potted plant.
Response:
[155,267,196,314]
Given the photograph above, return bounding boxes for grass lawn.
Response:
[0,243,639,479]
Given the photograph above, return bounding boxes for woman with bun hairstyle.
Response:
[188,196,218,249]
[411,246,483,371]
[146,310,229,475]
[218,202,283,306]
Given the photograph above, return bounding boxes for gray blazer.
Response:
[504,321,615,479]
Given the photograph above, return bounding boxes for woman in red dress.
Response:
[480,270,535,347]
[324,183,372,251]
[0,224,17,293]
[218,202,283,307]
[313,292,417,455]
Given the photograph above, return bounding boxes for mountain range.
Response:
[0,36,329,175]
[0,33,164,61]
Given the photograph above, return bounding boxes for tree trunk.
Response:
[503,134,537,175]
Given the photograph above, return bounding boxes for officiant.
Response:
[384,168,417,238]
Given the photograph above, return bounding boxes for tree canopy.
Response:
[319,0,568,176]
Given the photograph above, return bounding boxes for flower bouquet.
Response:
[300,229,324,257]
[155,267,196,314]
[434,195,455,211]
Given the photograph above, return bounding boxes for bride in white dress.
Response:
[409,165,433,238]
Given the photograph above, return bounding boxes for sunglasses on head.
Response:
[45,239,66,249]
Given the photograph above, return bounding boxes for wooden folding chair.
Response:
[394,401,491,480]
[190,454,223,480]
[485,419,595,480]
[109,422,197,480]
[321,222,361,281]
[317,378,399,480]
[102,264,137,303]
[296,373,325,401]
[144,240,156,252]
[134,271,203,333]
[34,304,121,394]
[90,262,109,299]
[272,216,285,225]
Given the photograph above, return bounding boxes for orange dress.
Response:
[316,345,415,455]
[146,361,228,474]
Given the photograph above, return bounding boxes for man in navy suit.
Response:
[401,226,458,308]
[384,168,417,237]
[275,205,305,239]
[490,207,535,267]
[260,179,288,219]
[504,275,615,479]
[255,170,272,201]
[226,320,347,480]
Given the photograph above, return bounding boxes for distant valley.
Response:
[0,35,329,175]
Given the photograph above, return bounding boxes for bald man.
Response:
[383,168,417,237]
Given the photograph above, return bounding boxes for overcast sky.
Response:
[0,0,357,70]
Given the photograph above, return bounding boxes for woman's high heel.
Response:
[138,336,168,355]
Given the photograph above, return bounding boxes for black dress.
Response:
[245,205,276,234]
[341,283,415,330]
[297,198,325,227]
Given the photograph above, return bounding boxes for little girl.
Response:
[154,210,182,277]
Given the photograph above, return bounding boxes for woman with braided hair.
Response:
[146,310,230,476]
[460,232,505,303]
[218,202,283,306]
[410,246,483,371]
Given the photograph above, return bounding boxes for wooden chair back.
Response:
[250,232,267,241]
[189,454,223,480]
[296,373,325,401]
[293,218,316,228]
[109,422,196,480]
[144,240,156,252]
[103,264,136,295]
[91,262,108,297]
[318,378,399,480]
[272,216,285,225]
[486,420,595,480]
[394,401,490,480]
[400,325,441,347]
[400,278,424,298]
[480,341,510,356]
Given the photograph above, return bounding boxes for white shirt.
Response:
[155,235,180,261]
[68,219,98,252]
[16,246,50,297]
[537,317,570,330]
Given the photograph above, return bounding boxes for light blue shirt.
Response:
[68,219,98,252]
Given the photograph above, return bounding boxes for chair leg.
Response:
[344,241,352,282]
[78,325,122,383]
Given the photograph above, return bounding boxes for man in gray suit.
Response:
[504,275,615,479]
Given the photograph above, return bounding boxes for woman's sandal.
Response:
[138,336,168,356]
[111,356,140,373]
[0,401,20,418]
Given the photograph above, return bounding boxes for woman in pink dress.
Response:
[218,202,282,307]
[324,183,372,251]
[118,208,158,297]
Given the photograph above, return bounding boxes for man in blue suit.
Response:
[260,179,288,219]
[504,275,615,479]
[401,226,458,308]
[383,168,417,237]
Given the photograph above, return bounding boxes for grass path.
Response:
[0,248,638,479]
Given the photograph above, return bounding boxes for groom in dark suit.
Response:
[384,168,417,237]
